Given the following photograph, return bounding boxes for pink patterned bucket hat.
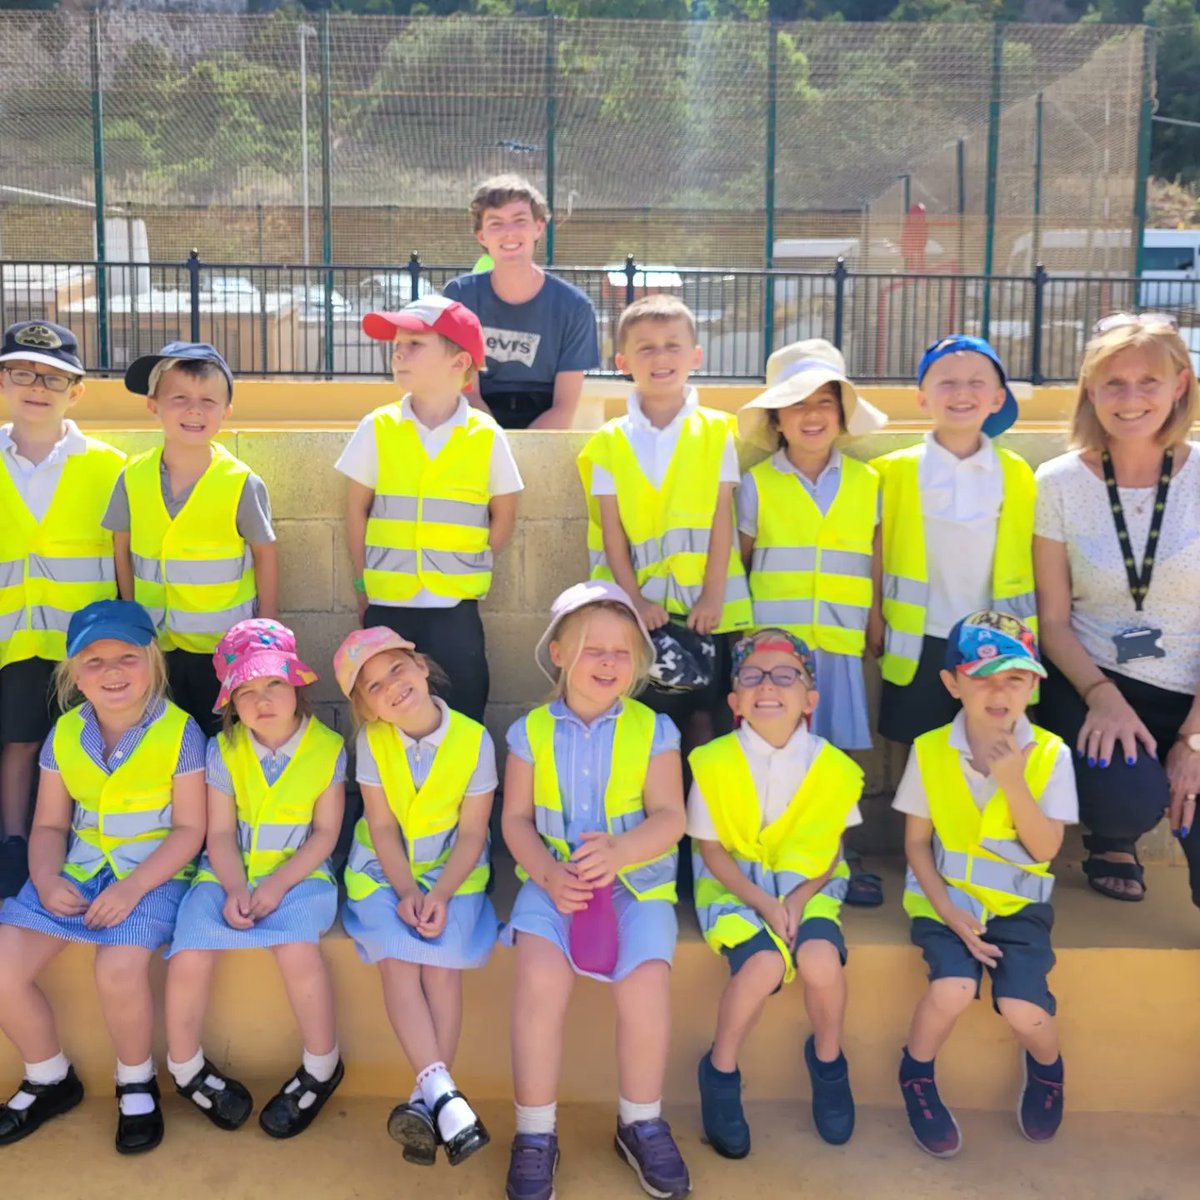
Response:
[212,619,319,712]
[333,626,417,699]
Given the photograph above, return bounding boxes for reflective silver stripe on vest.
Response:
[104,805,173,838]
[73,807,100,833]
[639,575,701,609]
[0,609,23,641]
[410,828,457,866]
[934,844,1054,903]
[884,627,923,661]
[752,546,816,573]
[131,554,163,584]
[979,836,1039,867]
[588,548,606,572]
[422,841,488,888]
[346,838,388,886]
[237,820,253,854]
[610,811,645,837]
[164,552,250,586]
[816,599,869,631]
[997,590,1037,621]
[904,863,985,921]
[166,600,257,634]
[143,607,166,628]
[751,598,808,625]
[30,605,72,633]
[365,547,419,574]
[422,498,489,528]
[254,823,310,853]
[65,837,106,873]
[28,555,116,584]
[111,837,166,871]
[883,572,927,606]
[821,874,849,901]
[534,805,568,846]
[630,527,712,571]
[623,852,676,895]
[422,548,492,575]
[693,854,758,934]
[0,559,23,588]
[820,549,873,578]
[371,495,420,521]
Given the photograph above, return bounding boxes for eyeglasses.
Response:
[734,665,811,689]
[1,366,76,393]
[1092,311,1179,335]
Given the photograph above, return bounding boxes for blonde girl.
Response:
[336,625,497,1168]
[501,580,690,1200]
[0,599,206,1154]
[164,618,345,1138]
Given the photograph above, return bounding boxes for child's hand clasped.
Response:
[396,887,424,929]
[36,875,87,918]
[416,889,448,939]
[545,861,594,915]
[686,590,722,637]
[757,895,794,946]
[945,908,1003,967]
[571,831,622,888]
[247,877,286,921]
[222,887,255,930]
[85,877,145,929]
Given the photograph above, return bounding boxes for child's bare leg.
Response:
[164,949,218,1062]
[273,943,337,1057]
[511,933,575,1106]
[997,998,1060,1065]
[612,960,672,1104]
[710,950,784,1072]
[94,945,154,1066]
[0,742,38,841]
[420,965,463,1067]
[795,941,846,1061]
[0,926,67,1061]
[907,977,975,1061]
[380,959,442,1071]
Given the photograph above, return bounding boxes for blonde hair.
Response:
[147,356,231,405]
[1071,322,1199,451]
[616,293,698,354]
[53,641,169,716]
[347,647,448,729]
[469,174,549,231]
[221,682,312,736]
[548,601,653,702]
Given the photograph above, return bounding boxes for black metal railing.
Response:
[2,251,1195,384]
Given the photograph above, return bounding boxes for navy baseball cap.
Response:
[124,341,234,399]
[917,334,1018,438]
[0,321,84,376]
[944,610,1046,679]
[66,600,158,657]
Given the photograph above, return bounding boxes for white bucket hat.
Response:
[738,339,887,451]
[534,580,655,684]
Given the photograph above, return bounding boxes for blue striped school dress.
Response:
[500,699,681,983]
[341,699,500,968]
[165,719,346,956]
[0,699,206,950]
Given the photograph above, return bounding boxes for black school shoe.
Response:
[387,1099,438,1166]
[432,1090,490,1166]
[175,1059,254,1132]
[0,1067,84,1145]
[115,1078,164,1155]
[259,1060,344,1139]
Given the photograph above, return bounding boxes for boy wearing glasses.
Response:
[687,628,864,1158]
[0,321,125,897]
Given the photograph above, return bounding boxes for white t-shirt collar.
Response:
[736,717,816,763]
[393,697,452,749]
[0,418,87,466]
[625,386,699,434]
[400,394,469,436]
[923,428,997,473]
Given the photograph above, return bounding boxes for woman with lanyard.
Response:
[1034,312,1200,903]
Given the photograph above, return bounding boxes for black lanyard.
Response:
[1100,447,1173,612]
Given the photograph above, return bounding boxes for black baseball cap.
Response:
[0,321,84,376]
[124,341,234,399]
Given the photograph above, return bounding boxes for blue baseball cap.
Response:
[66,600,158,657]
[0,321,84,376]
[124,341,234,399]
[916,334,1017,438]
[944,610,1046,679]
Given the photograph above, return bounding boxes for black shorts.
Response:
[167,650,222,737]
[480,390,554,431]
[723,919,848,996]
[877,634,961,745]
[0,657,57,746]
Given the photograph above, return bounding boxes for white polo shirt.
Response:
[0,419,89,522]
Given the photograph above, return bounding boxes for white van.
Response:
[1139,229,1200,310]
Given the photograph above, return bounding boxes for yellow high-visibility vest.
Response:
[126,444,257,655]
[194,718,343,888]
[0,437,124,668]
[578,408,751,634]
[748,454,878,655]
[520,700,678,902]
[902,722,1060,928]
[344,710,490,899]
[690,731,862,983]
[55,701,194,882]
[872,443,1036,685]
[364,405,496,604]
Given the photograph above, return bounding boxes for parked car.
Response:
[291,284,353,316]
[205,275,261,310]
[356,272,437,310]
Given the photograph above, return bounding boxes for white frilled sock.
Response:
[409,1082,425,1108]
[618,1096,662,1126]
[7,1052,70,1112]
[514,1101,557,1136]
[115,1057,156,1117]
[283,1045,340,1111]
[417,1060,475,1141]
[167,1048,228,1110]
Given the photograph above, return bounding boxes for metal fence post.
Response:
[88,9,109,370]
[1032,92,1044,270]
[832,257,847,350]
[624,255,637,308]
[319,7,334,374]
[980,20,1004,340]
[762,18,778,368]
[1132,24,1155,279]
[407,251,422,302]
[1030,262,1046,385]
[544,15,557,267]
[187,249,201,343]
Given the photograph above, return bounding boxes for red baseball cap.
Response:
[362,296,487,371]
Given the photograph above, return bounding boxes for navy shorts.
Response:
[0,656,57,746]
[166,649,222,737]
[877,635,961,745]
[723,918,847,995]
[911,902,1057,1016]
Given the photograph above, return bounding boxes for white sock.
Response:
[283,1046,340,1112]
[168,1048,227,1110]
[7,1052,70,1112]
[417,1061,475,1142]
[515,1101,558,1136]
[409,1083,425,1109]
[115,1058,156,1118]
[618,1096,662,1126]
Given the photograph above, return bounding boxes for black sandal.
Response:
[387,1100,438,1166]
[431,1089,489,1167]
[1083,852,1146,902]
[175,1059,253,1131]
[115,1078,164,1155]
[0,1067,84,1145]
[259,1060,344,1140]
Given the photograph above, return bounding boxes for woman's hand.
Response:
[1166,740,1200,838]
[1077,682,1157,768]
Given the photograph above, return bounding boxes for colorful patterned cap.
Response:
[333,625,416,698]
[944,610,1046,679]
[212,618,318,712]
[731,627,816,688]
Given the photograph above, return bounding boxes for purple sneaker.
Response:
[899,1061,962,1158]
[615,1118,692,1199]
[1018,1054,1064,1143]
[506,1132,560,1200]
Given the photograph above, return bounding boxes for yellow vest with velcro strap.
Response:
[194,718,343,889]
[364,405,496,604]
[344,710,489,900]
[872,444,1036,686]
[520,700,678,902]
[902,723,1060,928]
[55,701,194,882]
[689,731,862,984]
[126,444,257,654]
[0,438,125,669]
[578,408,751,635]
[748,455,878,655]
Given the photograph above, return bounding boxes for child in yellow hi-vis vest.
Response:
[0,600,206,1154]
[336,625,498,1170]
[0,321,125,900]
[577,294,750,751]
[105,342,278,736]
[164,619,346,1141]
[894,610,1075,1157]
[689,628,863,1157]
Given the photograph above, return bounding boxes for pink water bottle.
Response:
[569,880,619,974]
